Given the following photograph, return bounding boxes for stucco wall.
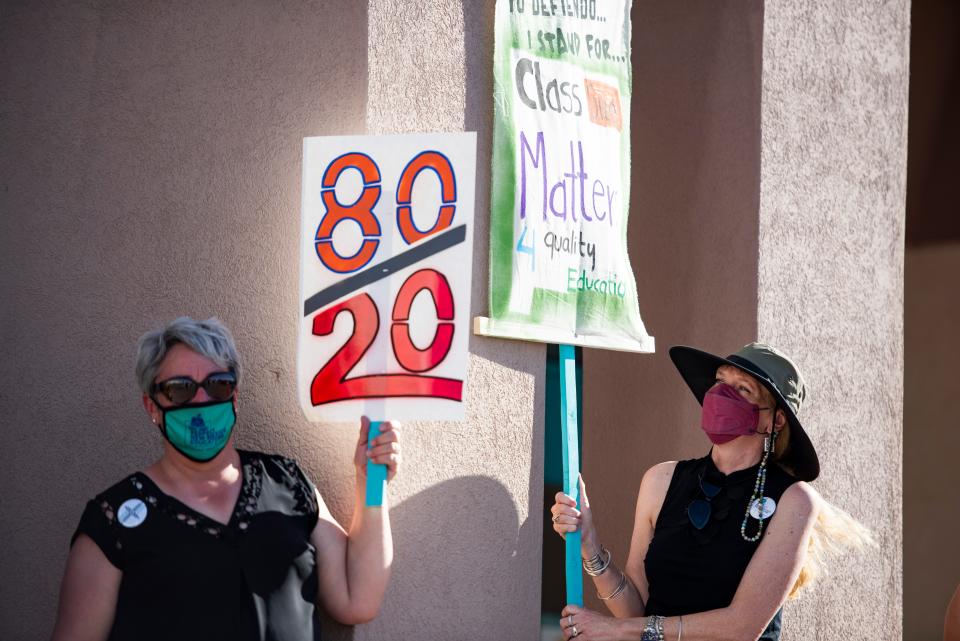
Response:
[903,243,960,641]
[0,1,544,640]
[758,2,908,639]
[0,2,366,637]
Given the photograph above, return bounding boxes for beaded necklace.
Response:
[740,430,778,542]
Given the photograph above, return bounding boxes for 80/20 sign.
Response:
[297,133,476,423]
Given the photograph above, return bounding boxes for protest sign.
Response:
[476,0,654,355]
[297,133,476,426]
[476,0,654,608]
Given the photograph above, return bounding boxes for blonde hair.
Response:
[740,370,874,600]
[768,418,874,600]
[785,497,875,599]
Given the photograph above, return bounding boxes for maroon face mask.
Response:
[700,383,766,445]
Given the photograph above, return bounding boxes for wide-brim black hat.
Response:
[669,343,820,482]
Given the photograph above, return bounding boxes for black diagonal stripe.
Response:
[303,224,467,316]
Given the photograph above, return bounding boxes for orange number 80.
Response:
[315,153,382,273]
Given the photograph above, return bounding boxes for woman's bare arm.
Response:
[945,584,960,641]
[50,535,121,641]
[551,463,675,619]
[311,419,398,625]
[310,484,392,625]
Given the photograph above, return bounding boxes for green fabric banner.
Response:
[478,0,654,353]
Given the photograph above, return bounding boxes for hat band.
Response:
[725,355,775,388]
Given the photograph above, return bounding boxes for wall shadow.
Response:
[581,0,765,612]
[903,2,960,637]
[347,475,538,640]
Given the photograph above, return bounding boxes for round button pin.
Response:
[749,497,777,521]
[118,498,148,528]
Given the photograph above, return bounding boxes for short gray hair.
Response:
[135,316,242,394]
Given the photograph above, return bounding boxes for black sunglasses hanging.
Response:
[687,472,722,530]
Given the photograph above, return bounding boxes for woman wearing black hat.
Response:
[550,343,870,641]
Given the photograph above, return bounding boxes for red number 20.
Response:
[310,269,461,406]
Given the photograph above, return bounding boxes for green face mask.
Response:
[158,400,236,462]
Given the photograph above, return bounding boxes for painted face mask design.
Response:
[158,399,236,462]
[700,383,765,445]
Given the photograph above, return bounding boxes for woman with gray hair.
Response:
[51,316,401,641]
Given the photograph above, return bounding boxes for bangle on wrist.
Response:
[597,570,628,601]
[582,545,611,576]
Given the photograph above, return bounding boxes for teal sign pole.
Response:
[366,420,386,507]
[558,344,583,606]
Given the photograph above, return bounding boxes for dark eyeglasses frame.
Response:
[687,473,722,530]
[151,371,237,406]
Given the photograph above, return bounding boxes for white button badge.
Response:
[749,497,777,521]
[118,498,148,528]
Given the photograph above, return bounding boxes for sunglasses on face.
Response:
[687,473,722,530]
[151,372,237,406]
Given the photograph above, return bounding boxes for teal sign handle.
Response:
[558,344,583,607]
[366,420,386,507]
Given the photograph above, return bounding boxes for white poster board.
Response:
[298,133,476,422]
[477,0,654,354]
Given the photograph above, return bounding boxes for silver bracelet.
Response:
[597,570,628,601]
[582,546,611,576]
[641,615,665,641]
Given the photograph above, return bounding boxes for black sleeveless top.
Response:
[644,453,798,640]
[71,450,321,641]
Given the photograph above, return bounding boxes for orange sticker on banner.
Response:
[584,79,622,131]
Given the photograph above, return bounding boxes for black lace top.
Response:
[644,452,798,640]
[72,450,321,641]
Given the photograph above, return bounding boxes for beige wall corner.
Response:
[356,2,545,641]
[758,2,909,639]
